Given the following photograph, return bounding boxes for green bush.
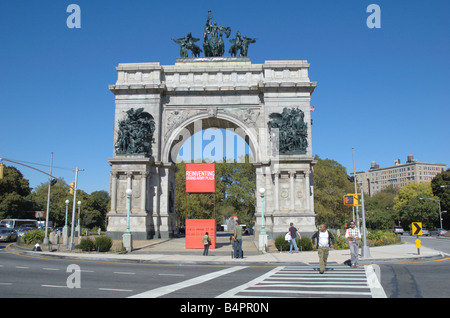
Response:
[94,236,112,252]
[77,238,95,251]
[367,230,401,247]
[274,235,313,252]
[296,237,313,251]
[332,234,349,250]
[21,230,45,245]
[274,235,290,252]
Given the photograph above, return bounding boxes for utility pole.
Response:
[43,152,53,245]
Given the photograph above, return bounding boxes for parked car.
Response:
[16,226,36,238]
[0,228,17,242]
[392,226,404,235]
[432,228,447,236]
[422,228,430,236]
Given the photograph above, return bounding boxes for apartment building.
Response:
[351,155,446,196]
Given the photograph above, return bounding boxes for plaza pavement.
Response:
[9,232,447,266]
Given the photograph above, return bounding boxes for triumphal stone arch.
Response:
[106,12,317,241]
[107,57,317,240]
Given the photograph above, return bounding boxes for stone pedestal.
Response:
[63,226,69,246]
[122,232,133,252]
[106,156,176,240]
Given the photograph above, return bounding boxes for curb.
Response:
[6,243,446,267]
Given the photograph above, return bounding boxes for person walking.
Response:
[288,222,301,254]
[233,219,243,259]
[312,224,335,274]
[202,232,211,256]
[345,221,361,268]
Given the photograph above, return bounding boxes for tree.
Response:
[399,196,439,230]
[0,166,32,219]
[431,169,450,229]
[30,179,72,227]
[30,180,110,229]
[393,182,440,230]
[393,182,433,212]
[364,185,399,229]
[313,156,355,228]
[174,156,255,228]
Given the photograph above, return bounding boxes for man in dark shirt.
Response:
[288,222,301,254]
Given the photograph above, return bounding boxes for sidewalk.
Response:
[8,232,446,266]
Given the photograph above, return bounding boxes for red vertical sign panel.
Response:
[185,219,216,249]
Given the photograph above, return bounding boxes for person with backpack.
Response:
[202,232,211,256]
[288,222,302,254]
[312,224,335,274]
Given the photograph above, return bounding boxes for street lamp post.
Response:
[258,187,267,253]
[123,188,133,252]
[63,199,69,246]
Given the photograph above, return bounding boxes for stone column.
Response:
[126,171,133,192]
[304,171,310,211]
[110,172,118,213]
[289,171,295,211]
[140,171,150,212]
[274,172,279,212]
[153,166,160,215]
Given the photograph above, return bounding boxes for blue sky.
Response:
[0,0,448,194]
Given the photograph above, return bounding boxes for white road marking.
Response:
[216,266,283,298]
[130,266,248,298]
[42,268,60,271]
[218,266,377,298]
[15,266,29,269]
[237,289,373,296]
[114,272,136,275]
[158,273,185,277]
[0,283,12,286]
[99,288,133,292]
[41,285,68,288]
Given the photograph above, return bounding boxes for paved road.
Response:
[2,235,449,299]
[378,235,450,298]
[0,243,383,299]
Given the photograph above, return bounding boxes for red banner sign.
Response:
[185,163,215,193]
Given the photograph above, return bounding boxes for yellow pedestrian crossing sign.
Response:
[412,222,422,236]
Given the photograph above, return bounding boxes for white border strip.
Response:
[365,265,387,298]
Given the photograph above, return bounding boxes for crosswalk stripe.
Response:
[237,289,373,296]
[217,265,380,298]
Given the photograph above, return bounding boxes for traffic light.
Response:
[343,194,360,206]
[344,194,354,206]
[69,182,75,195]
